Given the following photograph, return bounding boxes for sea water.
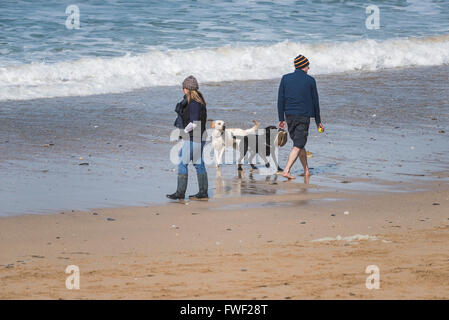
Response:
[1,0,449,101]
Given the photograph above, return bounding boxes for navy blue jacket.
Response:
[188,100,202,123]
[174,95,188,129]
[174,96,207,131]
[277,69,321,125]
[182,100,207,140]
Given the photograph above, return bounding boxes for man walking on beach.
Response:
[278,54,324,179]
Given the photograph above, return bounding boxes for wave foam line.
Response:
[1,35,449,101]
[311,234,378,242]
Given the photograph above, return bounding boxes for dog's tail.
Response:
[251,120,259,130]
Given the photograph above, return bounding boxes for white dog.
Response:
[210,120,259,167]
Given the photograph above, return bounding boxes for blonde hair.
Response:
[186,89,206,107]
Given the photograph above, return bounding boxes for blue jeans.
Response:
[178,140,206,175]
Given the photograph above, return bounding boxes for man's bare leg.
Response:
[304,173,310,184]
[282,147,300,179]
[298,148,310,176]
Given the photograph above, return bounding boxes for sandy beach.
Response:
[1,175,448,299]
[2,0,449,303]
[1,65,449,300]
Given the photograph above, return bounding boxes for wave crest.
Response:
[1,35,449,101]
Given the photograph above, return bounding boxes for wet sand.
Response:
[1,65,448,215]
[1,178,448,299]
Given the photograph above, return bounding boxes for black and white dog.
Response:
[233,126,288,172]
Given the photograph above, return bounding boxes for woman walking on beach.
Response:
[167,76,209,200]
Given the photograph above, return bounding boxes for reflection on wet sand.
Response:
[212,166,314,211]
[213,166,310,199]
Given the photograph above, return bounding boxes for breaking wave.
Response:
[1,35,449,101]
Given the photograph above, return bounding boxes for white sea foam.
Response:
[312,234,378,243]
[1,35,449,101]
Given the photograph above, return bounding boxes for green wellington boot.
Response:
[166,174,188,200]
[189,172,209,200]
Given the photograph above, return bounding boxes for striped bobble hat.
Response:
[294,54,309,69]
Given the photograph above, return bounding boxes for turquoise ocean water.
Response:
[1,0,449,100]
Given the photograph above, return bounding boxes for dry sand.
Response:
[1,180,448,300]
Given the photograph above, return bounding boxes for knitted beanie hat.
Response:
[182,75,199,90]
[294,54,309,69]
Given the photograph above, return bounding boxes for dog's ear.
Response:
[211,121,215,128]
